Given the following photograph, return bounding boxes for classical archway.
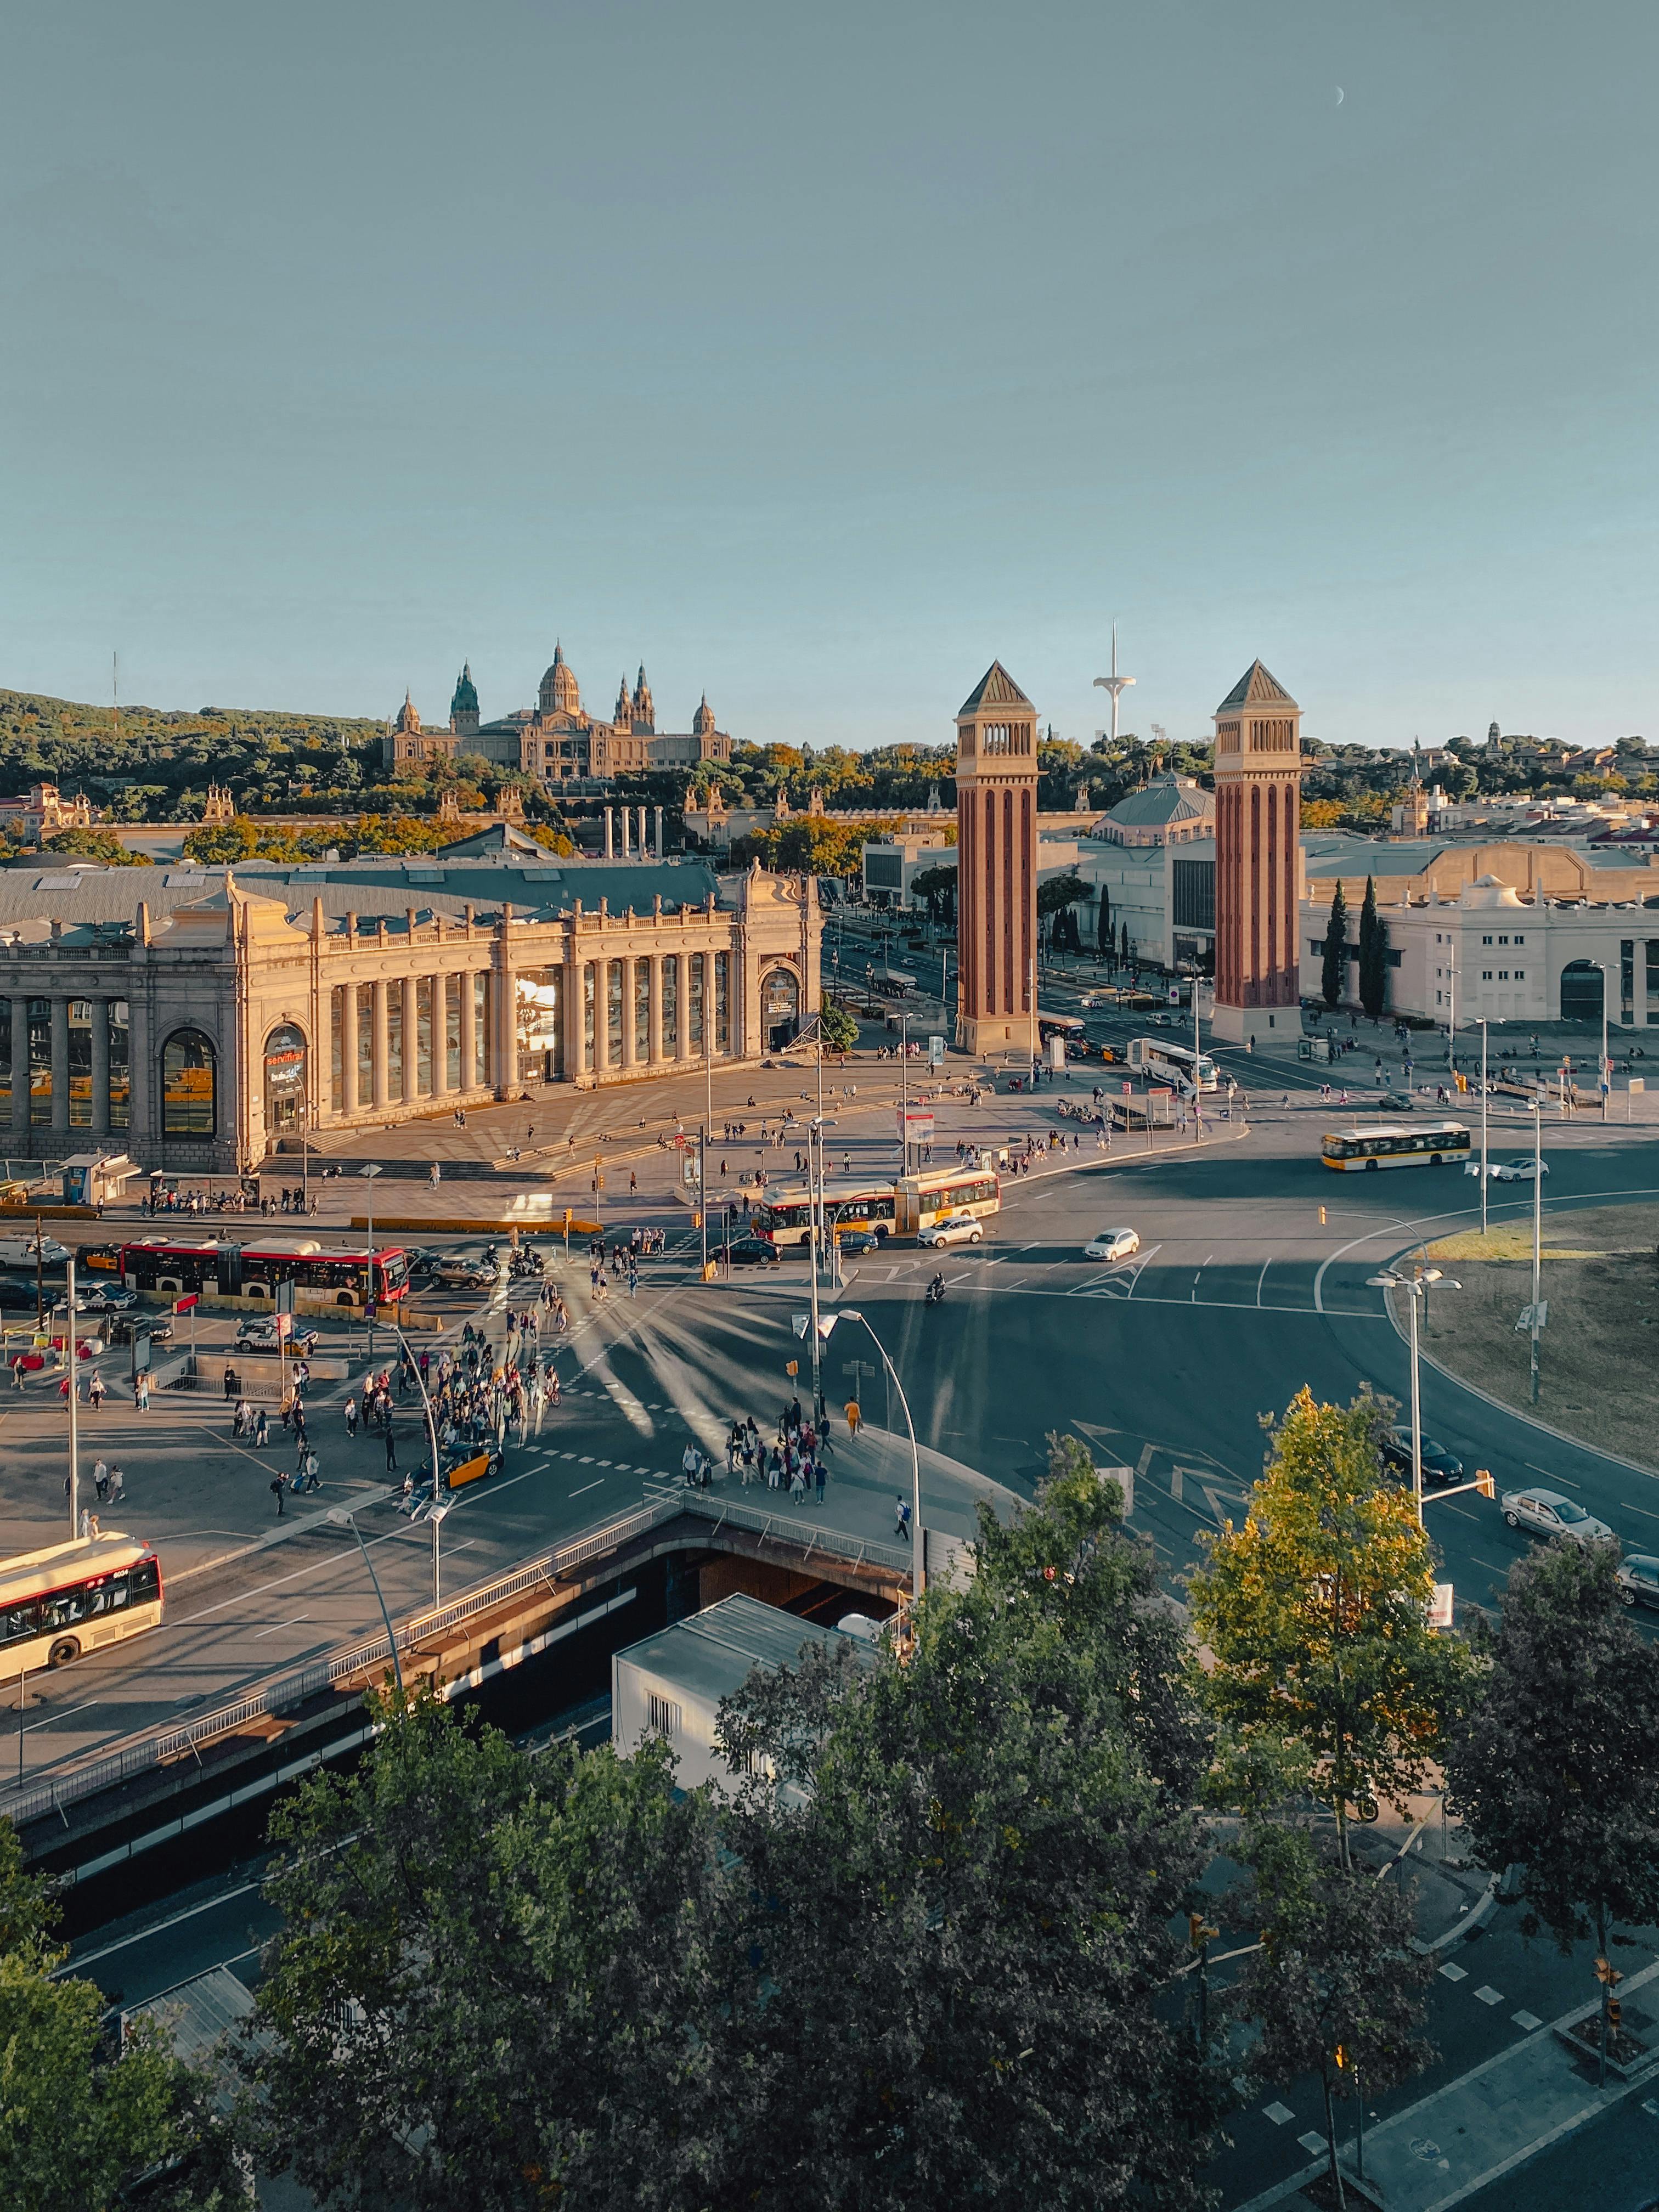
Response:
[763,966,802,1051]
[162,1029,217,1137]
[1559,961,1604,1024]
[263,1022,308,1136]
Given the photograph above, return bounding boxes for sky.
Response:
[2,1,1655,755]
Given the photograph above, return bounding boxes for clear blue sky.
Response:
[3,2,1654,754]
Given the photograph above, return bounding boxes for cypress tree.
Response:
[1358,875,1387,1019]
[1321,882,1348,1009]
[1096,882,1112,957]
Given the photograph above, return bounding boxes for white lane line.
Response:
[252,1615,310,1640]
[1471,1555,1509,1573]
[25,1696,100,1732]
[65,1876,266,1973]
[1256,1258,1271,1308]
[1621,1503,1659,1522]
[569,1479,604,1497]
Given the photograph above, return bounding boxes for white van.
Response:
[0,1235,70,1269]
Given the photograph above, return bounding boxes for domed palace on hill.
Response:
[383,646,733,788]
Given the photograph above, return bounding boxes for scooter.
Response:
[924,1274,945,1307]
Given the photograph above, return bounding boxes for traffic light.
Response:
[1609,1998,1623,2035]
[1595,1956,1623,1986]
[1475,1469,1496,1498]
[1188,1913,1219,1949]
[1334,2045,1350,2074]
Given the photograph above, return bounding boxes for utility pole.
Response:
[65,1254,78,1537]
[1479,1018,1489,1235]
[1530,1102,1543,1404]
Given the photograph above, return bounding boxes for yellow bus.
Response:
[895,1166,1003,1235]
[1321,1121,1471,1172]
[0,1530,163,1679]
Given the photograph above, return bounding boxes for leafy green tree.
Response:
[817,998,860,1053]
[1236,1822,1433,2209]
[40,826,153,866]
[1188,1388,1466,1866]
[244,1688,731,2211]
[0,1819,234,2210]
[1037,868,1089,920]
[1357,876,1387,1020]
[1444,1542,1659,1960]
[714,1436,1216,2211]
[909,861,957,921]
[1320,881,1348,1008]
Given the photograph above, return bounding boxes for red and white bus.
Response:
[117,1238,409,1308]
[0,1530,163,1679]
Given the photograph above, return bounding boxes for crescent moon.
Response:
[1336,86,1344,103]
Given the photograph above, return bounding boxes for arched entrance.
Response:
[763,966,802,1051]
[1559,961,1604,1024]
[263,1023,308,1136]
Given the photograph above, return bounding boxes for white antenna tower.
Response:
[1092,623,1135,747]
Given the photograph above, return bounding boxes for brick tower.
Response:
[955,661,1039,1057]
[1210,660,1304,1047]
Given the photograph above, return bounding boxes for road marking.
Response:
[1262,2102,1295,2126]
[65,1876,266,1974]
[1297,2133,1328,2157]
[1136,1442,1156,1480]
[252,1616,309,1640]
[25,1696,99,1733]
[1513,2010,1543,2032]
[1527,1463,1580,1487]
[1471,1555,1509,1573]
[569,1479,603,1497]
[1201,1485,1237,1530]
[1440,1962,1469,1982]
[1473,1985,1504,2006]
[1256,1259,1270,1307]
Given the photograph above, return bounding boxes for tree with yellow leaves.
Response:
[1188,1387,1468,1867]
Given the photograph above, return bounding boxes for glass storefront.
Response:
[264,1023,307,1135]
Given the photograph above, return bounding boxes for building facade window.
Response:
[582,963,597,1064]
[27,1001,50,1128]
[606,960,624,1062]
[762,966,800,1049]
[109,1001,129,1133]
[472,973,489,1088]
[633,959,650,1062]
[354,984,374,1108]
[162,1029,217,1137]
[416,979,433,1096]
[661,955,678,1052]
[263,1023,307,1135]
[67,1001,93,1128]
[330,986,345,1114]
[515,968,564,1084]
[445,976,462,1090]
[385,984,404,1098]
[1622,939,1635,1020]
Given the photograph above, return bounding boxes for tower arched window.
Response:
[162,1029,217,1137]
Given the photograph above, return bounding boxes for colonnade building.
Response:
[0,834,820,1174]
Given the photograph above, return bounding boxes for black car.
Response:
[834,1228,882,1256]
[0,1276,38,1311]
[1381,1428,1464,1486]
[727,1237,782,1268]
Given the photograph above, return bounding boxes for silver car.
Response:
[1500,1487,1613,1544]
[1617,1555,1659,1609]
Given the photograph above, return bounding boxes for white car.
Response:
[1500,1487,1612,1545]
[1465,1154,1549,1182]
[917,1212,985,1249]
[1084,1227,1141,1263]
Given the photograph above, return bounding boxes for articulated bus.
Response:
[118,1238,409,1308]
[0,1531,163,1679]
[1321,1122,1471,1172]
[755,1166,1003,1245]
[1125,1036,1220,1093]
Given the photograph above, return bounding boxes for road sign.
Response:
[792,1312,811,1339]
[364,1300,378,1322]
[897,1104,935,1146]
[274,1311,293,1340]
[173,1293,198,1313]
[1515,1300,1549,1332]
[1429,1583,1454,1629]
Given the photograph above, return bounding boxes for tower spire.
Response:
[1092,621,1136,749]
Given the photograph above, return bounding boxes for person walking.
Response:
[88,1371,105,1411]
[93,1458,110,1503]
[844,1396,861,1438]
[345,1393,359,1441]
[894,1496,911,1540]
[254,1409,269,1448]
[270,1471,286,1517]
[136,1370,150,1412]
[10,1352,24,1392]
[108,1464,126,1507]
[815,1457,826,1507]
[383,1421,398,1472]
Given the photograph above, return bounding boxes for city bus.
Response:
[0,1530,163,1679]
[1037,1012,1086,1047]
[1126,1036,1220,1094]
[754,1178,899,1248]
[117,1238,409,1308]
[1321,1122,1471,1172]
[756,1167,1003,1244]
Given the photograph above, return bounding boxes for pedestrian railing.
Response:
[0,1496,685,1833]
[651,1483,912,1576]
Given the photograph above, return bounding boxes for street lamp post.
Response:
[1530,1100,1544,1403]
[390,1320,447,1606]
[822,1308,922,1617]
[324,1505,405,1692]
[359,1164,382,1364]
[1478,1018,1489,1236]
[1367,1265,1461,1526]
[64,1254,79,1537]
[808,1115,836,1423]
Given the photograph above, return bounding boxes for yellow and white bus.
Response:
[0,1530,163,1679]
[756,1165,1003,1245]
[1321,1121,1471,1172]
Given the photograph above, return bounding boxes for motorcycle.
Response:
[924,1275,945,1307]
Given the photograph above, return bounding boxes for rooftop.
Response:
[614,1593,865,1708]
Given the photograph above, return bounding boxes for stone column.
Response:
[647,956,663,1063]
[401,975,419,1102]
[10,996,29,1137]
[431,977,450,1096]
[371,980,390,1111]
[676,951,692,1063]
[340,981,359,1120]
[654,805,664,857]
[91,1000,111,1138]
[594,958,612,1075]
[49,997,69,1139]
[458,970,476,1094]
[620,956,637,1070]
[564,953,585,1079]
